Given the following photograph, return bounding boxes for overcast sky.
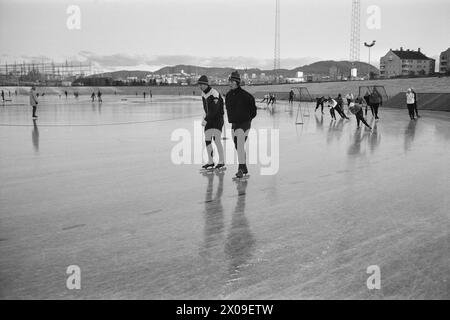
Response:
[0,0,449,72]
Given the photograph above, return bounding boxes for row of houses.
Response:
[379,47,450,78]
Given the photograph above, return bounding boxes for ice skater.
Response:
[1,90,4,102]
[345,93,354,106]
[91,92,96,102]
[327,97,337,120]
[363,91,373,116]
[198,75,225,171]
[288,90,294,105]
[268,93,276,106]
[332,96,349,119]
[29,86,38,119]
[261,94,270,103]
[143,92,146,99]
[315,96,326,113]
[369,88,382,120]
[64,90,68,99]
[406,88,416,120]
[225,71,257,179]
[348,97,372,129]
[97,90,102,103]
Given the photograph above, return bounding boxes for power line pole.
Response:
[273,0,280,83]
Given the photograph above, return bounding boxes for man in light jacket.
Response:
[29,86,38,118]
[406,88,416,120]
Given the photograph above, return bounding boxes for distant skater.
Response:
[327,97,337,120]
[345,93,354,106]
[336,94,345,113]
[363,91,373,116]
[225,71,257,178]
[288,90,294,105]
[369,88,382,120]
[64,90,68,99]
[150,90,152,98]
[261,94,270,103]
[30,86,38,119]
[143,92,146,99]
[91,92,96,102]
[97,90,102,103]
[333,95,350,119]
[1,90,4,102]
[315,96,326,113]
[406,88,416,120]
[349,97,372,129]
[268,93,276,106]
[198,75,225,170]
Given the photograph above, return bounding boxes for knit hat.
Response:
[229,71,241,84]
[197,75,209,85]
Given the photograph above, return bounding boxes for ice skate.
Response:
[199,163,215,172]
[214,163,226,171]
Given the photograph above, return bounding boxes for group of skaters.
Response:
[314,89,384,130]
[91,90,103,102]
[1,90,18,102]
[197,71,257,179]
[260,93,277,106]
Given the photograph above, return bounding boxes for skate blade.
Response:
[232,175,250,181]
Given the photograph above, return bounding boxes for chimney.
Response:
[400,47,403,51]
[418,48,421,52]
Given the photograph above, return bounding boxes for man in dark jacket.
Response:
[225,71,257,178]
[198,75,225,170]
[369,88,382,120]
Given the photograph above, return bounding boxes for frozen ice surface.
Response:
[0,95,449,299]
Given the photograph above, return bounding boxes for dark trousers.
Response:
[356,110,370,128]
[329,108,336,120]
[372,103,380,118]
[335,105,348,119]
[232,121,251,170]
[32,106,37,117]
[407,104,415,119]
[414,103,419,117]
[365,104,374,116]
[316,102,324,112]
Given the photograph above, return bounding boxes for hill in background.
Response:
[94,61,379,80]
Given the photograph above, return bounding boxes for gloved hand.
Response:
[201,119,207,127]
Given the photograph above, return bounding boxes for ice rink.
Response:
[0,94,449,299]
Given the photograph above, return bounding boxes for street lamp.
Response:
[364,40,376,80]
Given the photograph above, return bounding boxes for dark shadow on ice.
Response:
[32,119,39,153]
[404,120,417,153]
[315,114,324,132]
[368,121,381,154]
[327,118,345,145]
[347,127,370,156]
[200,170,225,258]
[225,180,255,283]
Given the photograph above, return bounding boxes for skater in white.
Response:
[29,86,38,119]
[198,75,225,170]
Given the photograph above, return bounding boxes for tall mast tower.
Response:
[349,0,361,62]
